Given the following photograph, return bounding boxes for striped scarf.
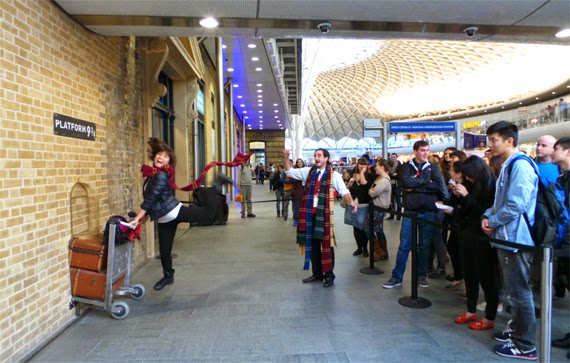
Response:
[297,166,335,272]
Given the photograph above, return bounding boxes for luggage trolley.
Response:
[69,218,145,319]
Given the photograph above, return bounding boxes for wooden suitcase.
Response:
[69,268,125,300]
[69,237,107,272]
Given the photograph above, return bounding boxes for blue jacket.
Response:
[483,152,538,250]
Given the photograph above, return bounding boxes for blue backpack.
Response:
[508,155,569,248]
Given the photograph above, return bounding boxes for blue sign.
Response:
[389,122,456,133]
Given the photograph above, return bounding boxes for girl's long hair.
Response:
[147,138,177,167]
[460,156,495,201]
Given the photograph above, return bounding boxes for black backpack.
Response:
[507,155,569,247]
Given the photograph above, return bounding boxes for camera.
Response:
[463,26,478,38]
[317,22,332,34]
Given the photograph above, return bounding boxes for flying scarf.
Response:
[141,152,254,191]
[297,166,335,272]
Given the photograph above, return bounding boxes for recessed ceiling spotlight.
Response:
[222,44,227,49]
[257,90,262,93]
[519,102,522,104]
[484,110,487,113]
[227,68,234,72]
[258,104,263,107]
[248,44,256,48]
[258,110,263,113]
[555,28,570,38]
[255,67,262,71]
[257,83,262,87]
[240,104,245,107]
[243,111,247,114]
[257,95,262,98]
[536,97,539,100]
[501,107,505,109]
[244,116,249,119]
[199,17,219,28]
[259,120,263,123]
[237,95,242,99]
[274,116,278,119]
[251,57,259,61]
[259,116,263,118]
[552,91,556,94]
[233,84,239,88]
[274,110,278,113]
[273,103,278,106]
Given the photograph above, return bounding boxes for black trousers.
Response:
[447,231,463,280]
[157,190,217,274]
[353,227,368,251]
[462,235,501,320]
[311,238,335,279]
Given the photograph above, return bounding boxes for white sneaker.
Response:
[476,302,503,312]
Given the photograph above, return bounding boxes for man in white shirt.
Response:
[284,148,357,287]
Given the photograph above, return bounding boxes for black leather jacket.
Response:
[141,171,180,220]
[399,160,449,212]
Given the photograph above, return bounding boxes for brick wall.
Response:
[0,1,146,361]
[245,130,286,167]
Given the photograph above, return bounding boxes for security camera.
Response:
[317,22,332,34]
[463,26,478,38]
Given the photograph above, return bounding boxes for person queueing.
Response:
[131,138,232,291]
[284,148,357,288]
[451,157,501,331]
[290,158,306,227]
[346,157,376,257]
[365,159,392,262]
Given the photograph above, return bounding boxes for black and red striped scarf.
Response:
[297,166,334,272]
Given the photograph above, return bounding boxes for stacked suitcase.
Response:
[68,236,125,300]
[68,218,145,319]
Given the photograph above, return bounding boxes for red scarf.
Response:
[141,152,254,191]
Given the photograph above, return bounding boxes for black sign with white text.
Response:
[53,113,96,141]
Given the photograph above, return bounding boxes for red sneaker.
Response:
[454,313,477,324]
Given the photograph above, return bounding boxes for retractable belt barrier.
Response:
[370,202,557,362]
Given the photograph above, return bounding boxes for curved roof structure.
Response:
[302,39,570,141]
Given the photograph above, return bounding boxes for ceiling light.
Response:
[237,96,242,99]
[258,104,263,107]
[259,111,263,113]
[244,116,249,119]
[251,57,259,61]
[233,84,239,88]
[555,28,570,38]
[274,116,278,118]
[257,95,262,98]
[199,17,219,28]
[273,103,278,106]
[227,68,234,72]
[259,116,263,118]
[248,44,256,49]
[274,110,278,113]
[257,83,262,87]
[552,91,556,94]
[535,97,539,100]
[243,111,247,114]
[255,67,262,71]
[257,90,262,93]
[240,104,245,107]
[222,44,226,49]
[519,102,522,104]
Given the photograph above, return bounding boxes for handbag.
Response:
[344,205,368,230]
[235,193,243,203]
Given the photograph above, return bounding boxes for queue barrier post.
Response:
[360,202,384,275]
[398,213,431,308]
[539,245,553,362]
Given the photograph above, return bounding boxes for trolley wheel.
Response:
[110,301,130,320]
[131,284,145,300]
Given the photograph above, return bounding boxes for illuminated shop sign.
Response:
[463,120,487,129]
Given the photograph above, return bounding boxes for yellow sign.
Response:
[463,121,481,129]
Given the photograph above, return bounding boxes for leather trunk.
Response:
[69,237,107,272]
[69,267,125,300]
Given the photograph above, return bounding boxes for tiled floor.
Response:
[30,183,570,362]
